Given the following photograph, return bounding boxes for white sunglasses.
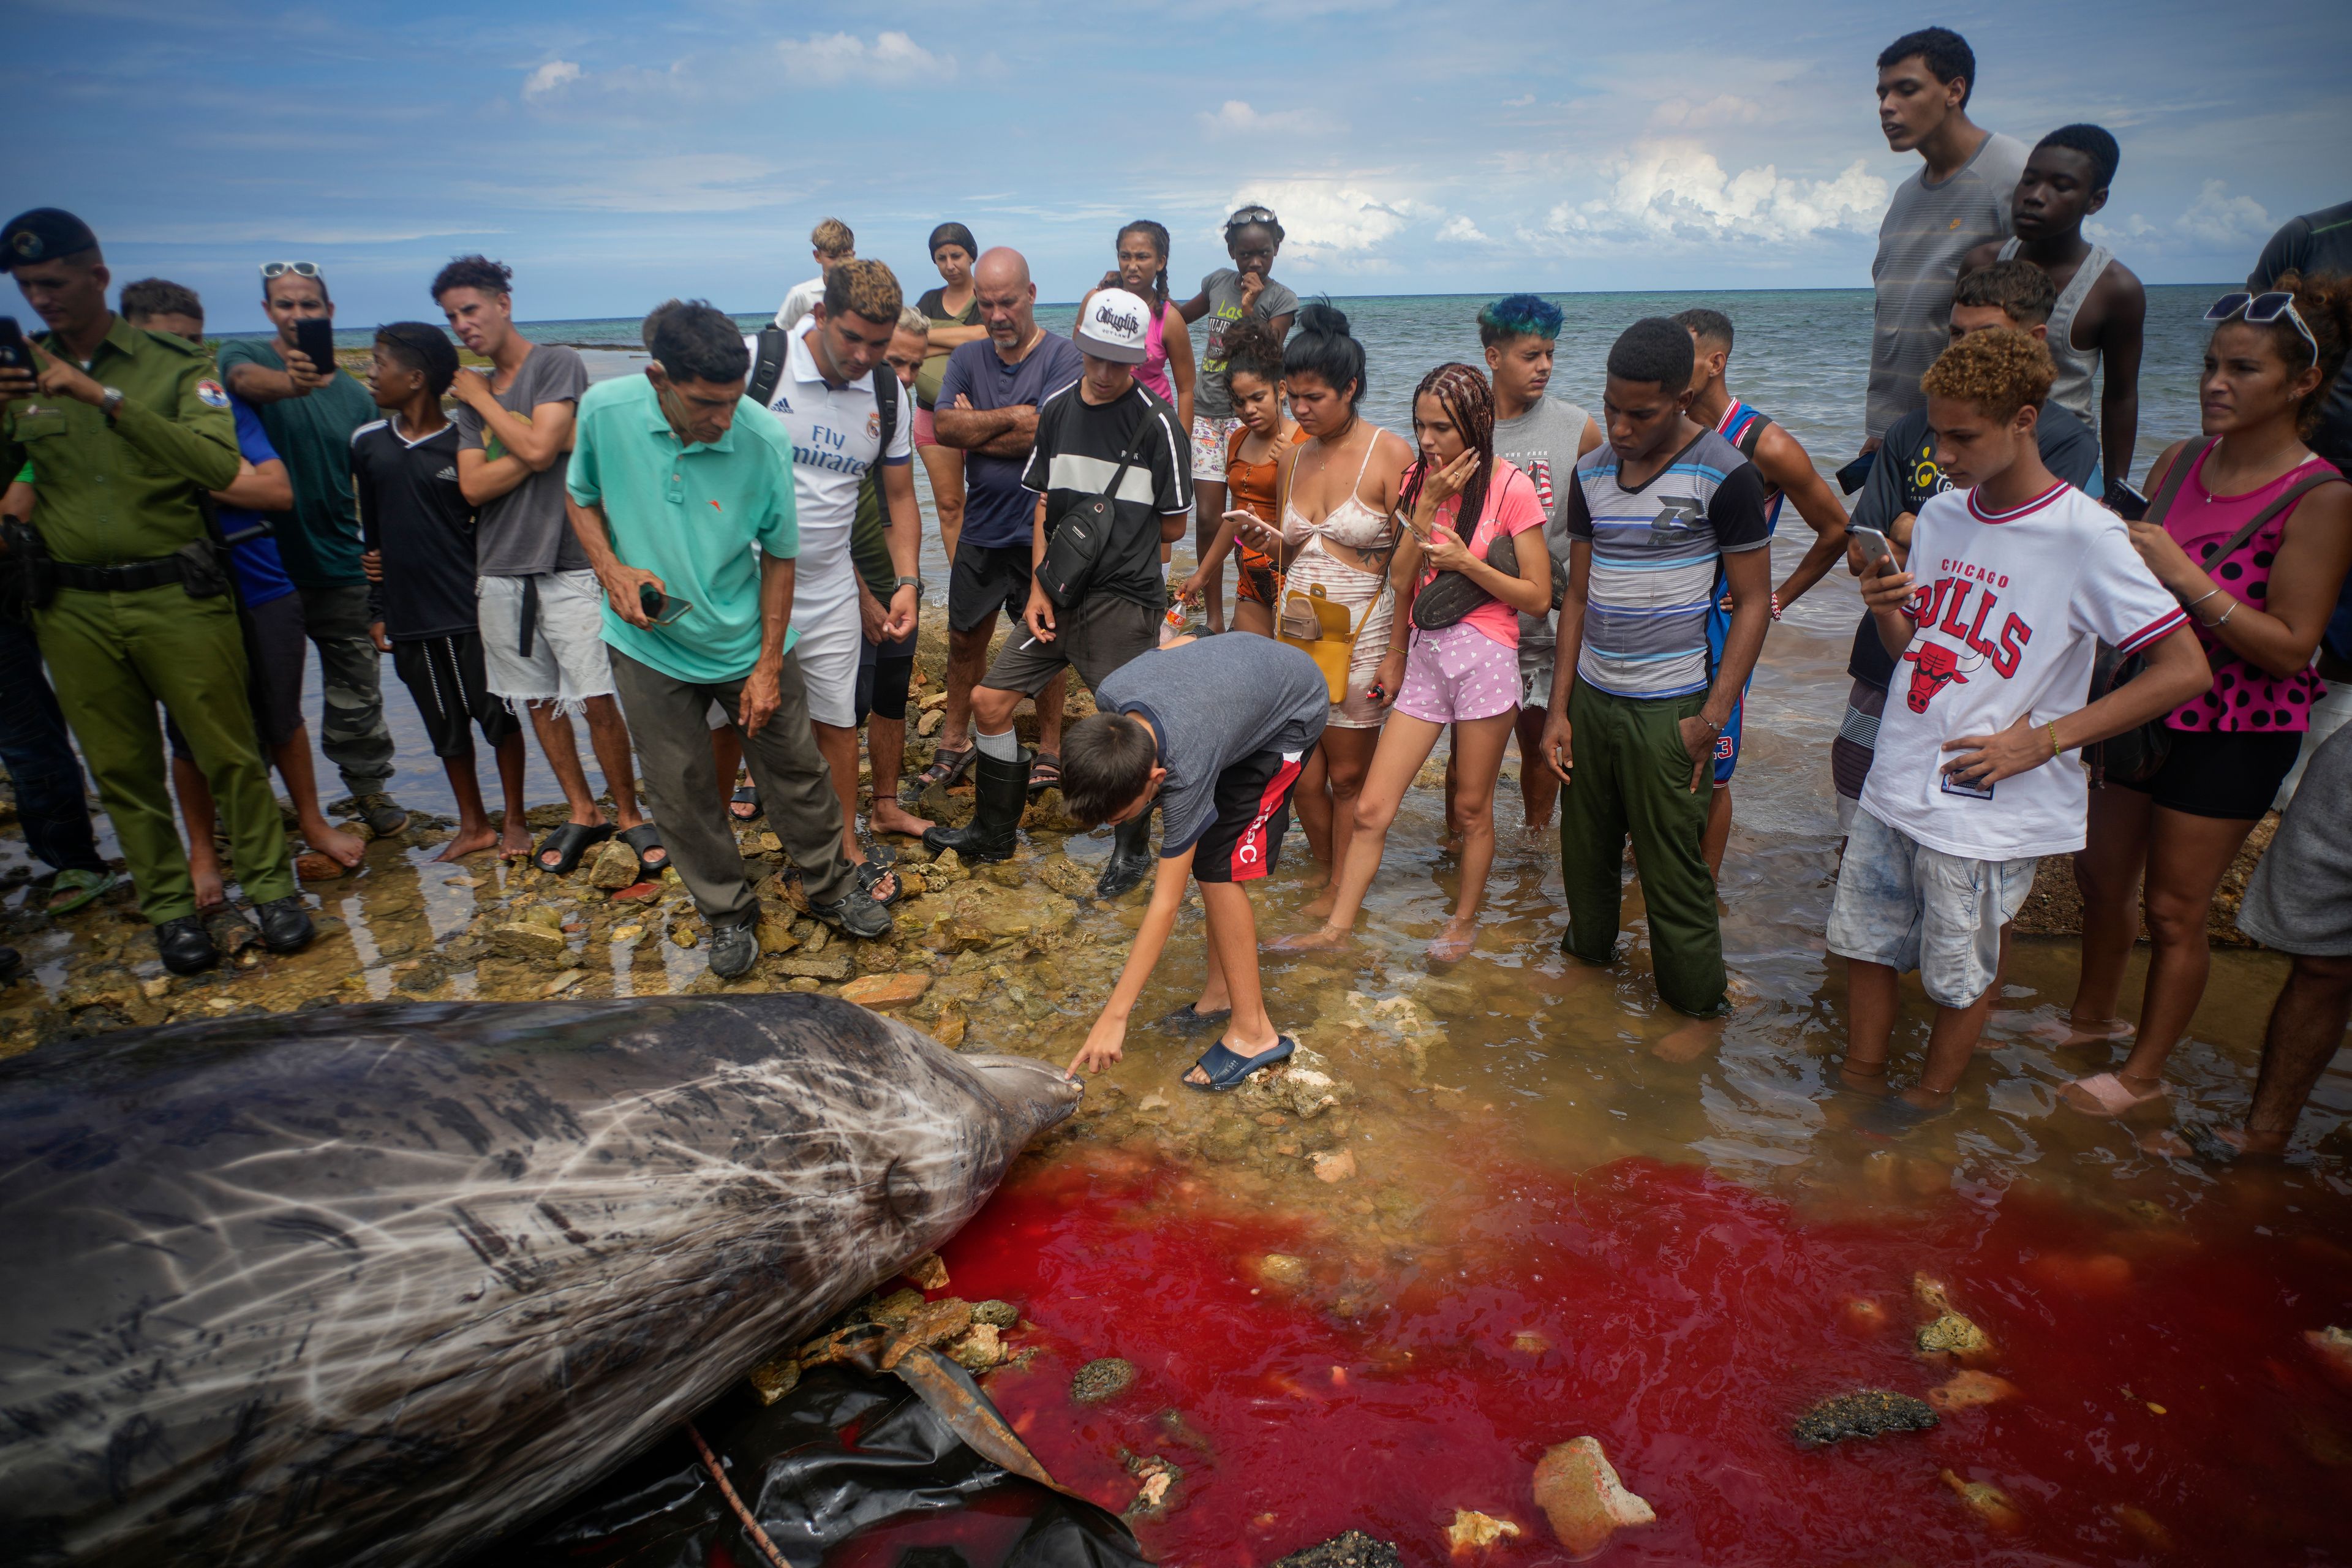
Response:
[2205,291,2319,368]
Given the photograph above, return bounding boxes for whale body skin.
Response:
[0,995,1080,1567]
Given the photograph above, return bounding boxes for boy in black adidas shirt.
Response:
[353,322,528,862]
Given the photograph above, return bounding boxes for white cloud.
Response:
[782,31,954,85]
[1436,215,1490,244]
[1197,99,1322,137]
[1544,141,1887,249]
[522,60,580,98]
[1224,181,1440,263]
[2174,179,2269,248]
[1648,94,1762,131]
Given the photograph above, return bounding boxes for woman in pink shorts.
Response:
[1276,363,1550,962]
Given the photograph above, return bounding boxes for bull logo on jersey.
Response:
[1901,641,1986,713]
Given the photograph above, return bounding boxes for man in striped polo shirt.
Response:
[1540,318,1773,1022]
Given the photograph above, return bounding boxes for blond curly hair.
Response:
[821,259,903,327]
[1920,326,2054,422]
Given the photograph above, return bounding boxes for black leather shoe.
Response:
[920,748,1031,864]
[156,916,219,975]
[254,894,316,954]
[707,915,760,979]
[0,944,21,984]
[1095,811,1156,898]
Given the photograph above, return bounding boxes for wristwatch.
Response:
[98,386,124,423]
[895,575,923,595]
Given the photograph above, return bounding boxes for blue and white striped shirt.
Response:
[1565,429,1770,699]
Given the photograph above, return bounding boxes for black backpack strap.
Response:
[746,326,789,409]
[1735,411,1773,461]
[872,364,899,456]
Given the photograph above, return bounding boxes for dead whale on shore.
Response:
[0,995,1079,1568]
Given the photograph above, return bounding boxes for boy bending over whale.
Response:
[1062,635,1328,1089]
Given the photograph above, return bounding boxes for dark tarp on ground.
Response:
[469,1363,1153,1568]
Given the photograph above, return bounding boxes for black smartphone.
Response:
[2107,480,2150,522]
[638,582,693,626]
[1834,450,1876,496]
[293,317,337,379]
[0,316,34,377]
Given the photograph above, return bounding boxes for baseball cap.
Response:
[2,208,100,272]
[1076,288,1150,364]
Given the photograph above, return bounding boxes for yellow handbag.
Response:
[1277,582,1363,703]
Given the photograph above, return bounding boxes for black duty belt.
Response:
[51,556,185,592]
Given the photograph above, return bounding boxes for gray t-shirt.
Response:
[1866,130,2028,437]
[1095,634,1330,856]
[455,342,592,578]
[1194,268,1300,420]
[1493,395,1593,654]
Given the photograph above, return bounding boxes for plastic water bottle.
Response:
[1159,603,1191,647]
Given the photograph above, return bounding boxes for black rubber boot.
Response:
[921,747,1030,864]
[1095,810,1156,898]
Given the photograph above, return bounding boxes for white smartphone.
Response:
[1850,526,1893,571]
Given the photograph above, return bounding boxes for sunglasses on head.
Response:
[2206,291,2318,368]
[261,260,320,280]
[1228,206,1278,228]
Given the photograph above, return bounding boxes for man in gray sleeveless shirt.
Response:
[1866,28,2026,448]
[1962,124,2146,500]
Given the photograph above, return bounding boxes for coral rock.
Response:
[905,1252,951,1290]
[488,922,568,963]
[948,1322,1005,1371]
[1444,1509,1520,1553]
[1917,1312,1992,1360]
[1313,1148,1358,1183]
[747,1354,800,1405]
[1792,1389,1940,1447]
[840,972,931,1009]
[1531,1437,1656,1556]
[1070,1357,1136,1404]
[1940,1469,2025,1534]
[586,838,639,890]
[1928,1370,2020,1411]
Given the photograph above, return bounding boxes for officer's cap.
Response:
[2,209,100,273]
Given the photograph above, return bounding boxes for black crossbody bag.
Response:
[1036,428,1149,611]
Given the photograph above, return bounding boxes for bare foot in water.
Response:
[1427,916,1477,963]
[1836,1058,1894,1097]
[306,821,368,870]
[2021,1014,2135,1049]
[433,823,503,863]
[1653,1016,1723,1063]
[1299,887,1337,922]
[190,850,227,914]
[1271,925,1352,952]
[497,820,535,861]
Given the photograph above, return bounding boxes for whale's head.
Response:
[960,1052,1084,1145]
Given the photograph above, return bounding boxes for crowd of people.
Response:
[2,25,2349,1153]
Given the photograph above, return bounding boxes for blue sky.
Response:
[9,0,2346,331]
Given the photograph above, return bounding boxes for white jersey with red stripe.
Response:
[1860,478,2187,859]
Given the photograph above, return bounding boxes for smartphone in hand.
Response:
[293,317,337,379]
[0,316,34,377]
[1835,451,1875,495]
[1850,525,1893,571]
[638,582,693,625]
[2106,481,2151,522]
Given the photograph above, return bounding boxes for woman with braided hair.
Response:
[1079,221,1194,428]
[1276,362,1550,962]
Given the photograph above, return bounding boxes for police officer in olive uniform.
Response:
[0,208,314,973]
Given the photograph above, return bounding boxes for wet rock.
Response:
[932,1010,967,1047]
[867,1287,927,1325]
[542,969,586,997]
[1928,1370,2019,1411]
[1201,1117,1254,1163]
[1022,788,1084,834]
[1510,1330,1551,1355]
[747,1353,801,1405]
[1313,1148,1358,1183]
[785,976,823,993]
[894,868,926,897]
[488,922,568,963]
[1532,1437,1655,1556]
[139,976,171,1001]
[979,861,1028,889]
[522,902,566,931]
[1071,1357,1136,1404]
[1035,853,1101,901]
[927,848,971,883]
[880,1297,973,1369]
[756,919,799,955]
[771,952,851,982]
[918,708,945,736]
[611,923,645,944]
[1270,1532,1401,1568]
[2309,1325,2352,1390]
[1124,1452,1182,1518]
[948,1322,1005,1371]
[1913,1272,1954,1314]
[1838,1297,1891,1335]
[840,972,930,1009]
[1917,1312,1992,1360]
[918,783,972,826]
[972,1298,1017,1329]
[905,1252,951,1290]
[1256,1253,1310,1288]
[1792,1389,1940,1447]
[1940,1469,2025,1533]
[586,839,639,890]
[946,884,1076,948]
[669,921,700,950]
[1444,1509,1520,1551]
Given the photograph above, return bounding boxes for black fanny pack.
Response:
[1036,431,1148,611]
[1412,527,1520,631]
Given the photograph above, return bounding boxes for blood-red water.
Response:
[938,1148,2352,1566]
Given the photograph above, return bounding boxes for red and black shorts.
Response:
[1190,747,1308,884]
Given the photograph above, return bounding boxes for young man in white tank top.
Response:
[1960,124,2145,502]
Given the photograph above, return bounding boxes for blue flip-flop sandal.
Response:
[1185,1035,1297,1093]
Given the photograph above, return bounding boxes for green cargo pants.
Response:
[35,583,296,923]
[1557,680,1728,1017]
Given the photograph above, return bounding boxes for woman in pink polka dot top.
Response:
[2055,271,2352,1119]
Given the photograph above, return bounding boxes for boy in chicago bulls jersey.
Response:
[1830,328,2207,1129]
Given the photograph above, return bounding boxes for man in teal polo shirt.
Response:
[565,301,891,976]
